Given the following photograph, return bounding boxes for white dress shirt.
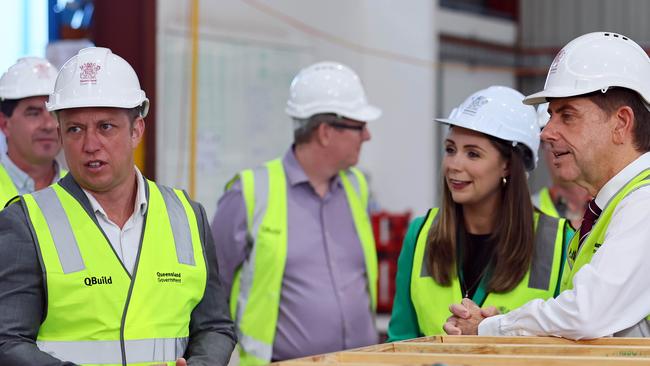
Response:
[480,152,650,339]
[82,168,148,274]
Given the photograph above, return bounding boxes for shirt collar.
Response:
[83,167,148,218]
[595,151,650,209]
[282,146,342,189]
[0,153,62,193]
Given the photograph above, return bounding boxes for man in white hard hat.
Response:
[531,103,590,228]
[0,47,236,365]
[445,31,650,339]
[212,61,380,364]
[0,57,64,204]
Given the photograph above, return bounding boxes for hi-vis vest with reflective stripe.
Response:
[21,180,207,366]
[560,169,650,333]
[532,187,560,218]
[228,158,377,366]
[411,208,565,335]
[0,163,67,207]
[561,169,650,289]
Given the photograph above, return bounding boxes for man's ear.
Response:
[0,112,10,137]
[315,122,331,147]
[612,105,634,145]
[130,117,145,148]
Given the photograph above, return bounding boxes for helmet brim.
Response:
[434,117,482,134]
[523,86,607,105]
[286,104,382,122]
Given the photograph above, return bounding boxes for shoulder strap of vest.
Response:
[0,163,19,205]
[238,159,283,239]
[415,208,439,278]
[28,186,86,274]
[601,169,650,217]
[341,167,369,209]
[528,212,563,290]
[154,181,197,266]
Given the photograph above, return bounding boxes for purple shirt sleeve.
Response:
[210,179,249,294]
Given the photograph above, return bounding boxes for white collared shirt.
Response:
[0,153,63,194]
[479,152,650,339]
[82,167,148,275]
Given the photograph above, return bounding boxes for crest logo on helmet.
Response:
[34,63,52,79]
[462,95,489,116]
[549,49,566,75]
[79,62,101,85]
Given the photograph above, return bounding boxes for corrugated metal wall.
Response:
[521,0,650,47]
[519,0,650,95]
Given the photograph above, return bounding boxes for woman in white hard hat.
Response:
[387,86,573,340]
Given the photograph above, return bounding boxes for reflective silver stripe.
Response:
[528,214,560,290]
[238,332,273,362]
[235,166,272,361]
[235,167,268,329]
[31,188,85,274]
[158,185,195,266]
[37,337,188,364]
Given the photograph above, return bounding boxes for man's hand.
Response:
[443,298,500,335]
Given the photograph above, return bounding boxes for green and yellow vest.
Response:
[20,180,207,365]
[228,158,377,366]
[411,208,566,335]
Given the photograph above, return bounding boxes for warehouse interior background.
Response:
[6,0,650,219]
[5,0,650,363]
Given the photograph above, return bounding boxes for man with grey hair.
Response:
[212,61,380,364]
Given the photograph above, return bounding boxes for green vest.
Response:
[411,208,566,335]
[228,158,377,366]
[0,163,67,207]
[561,169,650,291]
[21,180,207,366]
[533,187,560,218]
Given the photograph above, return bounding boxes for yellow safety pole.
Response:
[188,0,200,197]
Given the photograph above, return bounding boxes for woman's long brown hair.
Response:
[426,132,535,292]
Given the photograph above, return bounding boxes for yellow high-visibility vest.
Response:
[228,158,377,365]
[411,208,566,335]
[21,180,206,366]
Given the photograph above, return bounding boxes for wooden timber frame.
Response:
[273,335,650,365]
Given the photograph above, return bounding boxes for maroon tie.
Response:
[579,199,602,247]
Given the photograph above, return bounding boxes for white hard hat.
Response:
[47,47,149,117]
[536,102,550,129]
[436,86,540,171]
[285,61,381,121]
[524,32,650,105]
[0,57,58,100]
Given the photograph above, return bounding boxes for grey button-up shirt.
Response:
[211,148,377,360]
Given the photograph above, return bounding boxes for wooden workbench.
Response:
[274,335,650,365]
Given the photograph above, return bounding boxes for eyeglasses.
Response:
[327,121,366,132]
